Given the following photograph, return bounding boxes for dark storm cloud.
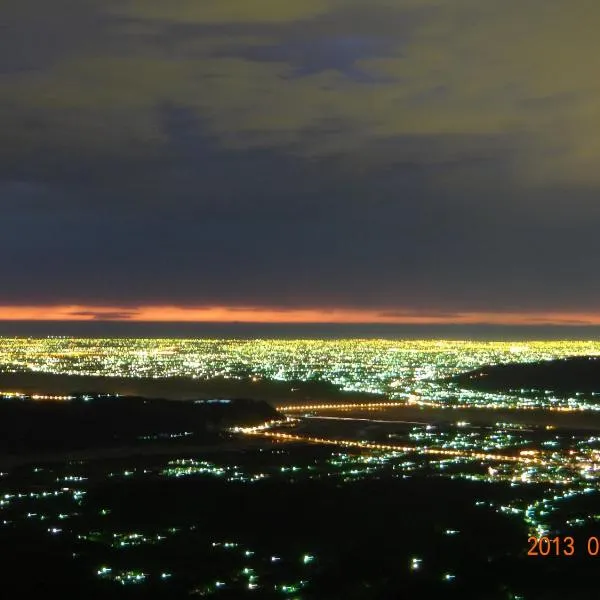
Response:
[2,0,600,318]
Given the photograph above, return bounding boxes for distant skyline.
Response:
[2,1,600,323]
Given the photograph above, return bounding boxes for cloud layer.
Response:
[1,0,600,320]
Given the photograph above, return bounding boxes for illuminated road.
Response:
[276,399,595,414]
[233,415,600,477]
[301,415,432,426]
[276,401,409,412]
[235,423,541,465]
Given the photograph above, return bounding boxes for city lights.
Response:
[2,337,600,595]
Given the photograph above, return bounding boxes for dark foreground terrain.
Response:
[1,391,599,599]
[0,394,280,456]
[1,439,599,600]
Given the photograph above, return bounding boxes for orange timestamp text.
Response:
[528,536,600,556]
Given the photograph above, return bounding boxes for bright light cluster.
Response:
[1,339,599,402]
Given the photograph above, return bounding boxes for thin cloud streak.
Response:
[1,306,600,325]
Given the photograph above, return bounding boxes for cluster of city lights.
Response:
[3,336,600,592]
[1,338,599,407]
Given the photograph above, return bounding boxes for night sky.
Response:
[2,0,600,325]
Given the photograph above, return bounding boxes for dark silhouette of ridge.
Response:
[0,395,281,453]
[446,355,600,395]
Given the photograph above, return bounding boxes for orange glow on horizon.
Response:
[0,305,600,325]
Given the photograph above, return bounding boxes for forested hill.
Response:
[0,395,281,453]
[447,355,600,395]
